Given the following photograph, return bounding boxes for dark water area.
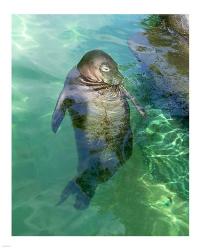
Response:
[12,15,189,236]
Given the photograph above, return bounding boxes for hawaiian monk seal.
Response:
[52,50,144,209]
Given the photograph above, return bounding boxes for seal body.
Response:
[52,50,133,209]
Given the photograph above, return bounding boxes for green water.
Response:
[12,15,189,236]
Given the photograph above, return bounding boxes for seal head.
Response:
[77,50,123,86]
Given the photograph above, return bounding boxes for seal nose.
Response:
[112,72,124,85]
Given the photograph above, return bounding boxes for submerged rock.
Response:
[164,15,189,37]
[128,18,189,117]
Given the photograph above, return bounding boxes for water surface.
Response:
[12,15,189,236]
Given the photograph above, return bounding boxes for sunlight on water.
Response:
[12,14,189,236]
[137,108,189,200]
[12,15,40,52]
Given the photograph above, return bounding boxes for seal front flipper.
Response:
[52,87,69,133]
[120,85,146,117]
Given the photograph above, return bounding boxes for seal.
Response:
[52,50,134,209]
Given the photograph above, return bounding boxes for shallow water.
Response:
[12,15,189,236]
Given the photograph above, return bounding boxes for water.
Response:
[12,15,189,236]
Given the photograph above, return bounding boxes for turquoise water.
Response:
[12,15,189,236]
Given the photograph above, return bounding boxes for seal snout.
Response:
[111,72,124,86]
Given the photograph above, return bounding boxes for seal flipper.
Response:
[52,87,69,133]
[120,85,146,117]
[56,180,77,206]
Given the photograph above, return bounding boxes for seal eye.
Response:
[101,65,110,72]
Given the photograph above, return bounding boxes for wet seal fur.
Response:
[52,50,133,209]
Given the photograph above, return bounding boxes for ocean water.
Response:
[12,15,189,236]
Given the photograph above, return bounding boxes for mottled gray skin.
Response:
[52,50,133,209]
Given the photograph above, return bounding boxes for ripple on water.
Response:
[137,108,189,200]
